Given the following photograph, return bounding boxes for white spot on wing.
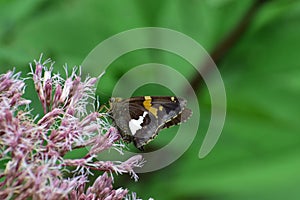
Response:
[129,111,148,135]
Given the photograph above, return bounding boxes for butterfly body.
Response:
[109,96,192,150]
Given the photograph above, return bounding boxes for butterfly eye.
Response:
[109,98,115,103]
[110,97,122,103]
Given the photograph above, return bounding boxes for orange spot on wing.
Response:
[143,97,158,118]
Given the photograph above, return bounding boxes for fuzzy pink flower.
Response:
[0,56,150,200]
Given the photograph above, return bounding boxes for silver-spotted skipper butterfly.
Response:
[109,96,192,150]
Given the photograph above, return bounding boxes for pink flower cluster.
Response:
[0,57,148,200]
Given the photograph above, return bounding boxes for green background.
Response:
[1,0,300,199]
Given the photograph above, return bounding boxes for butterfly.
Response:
[109,96,192,150]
